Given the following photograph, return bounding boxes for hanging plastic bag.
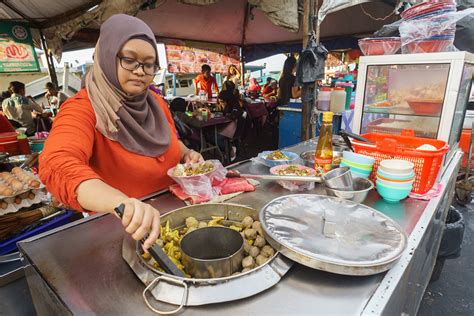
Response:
[296,39,328,85]
[399,8,474,54]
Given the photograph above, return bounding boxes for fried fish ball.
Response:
[244,228,257,240]
[242,216,254,228]
[242,267,251,273]
[254,235,266,248]
[198,221,208,228]
[256,254,269,266]
[185,216,199,228]
[252,221,264,236]
[0,200,7,209]
[242,256,255,269]
[249,246,260,258]
[142,252,152,260]
[261,245,275,258]
[243,240,251,254]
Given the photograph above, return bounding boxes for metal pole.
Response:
[39,29,58,87]
[301,0,315,141]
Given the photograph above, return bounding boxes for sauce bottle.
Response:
[315,111,333,173]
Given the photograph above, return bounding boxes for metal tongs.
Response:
[114,204,185,277]
[226,170,322,183]
[339,130,374,152]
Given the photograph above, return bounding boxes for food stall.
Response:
[11,137,461,315]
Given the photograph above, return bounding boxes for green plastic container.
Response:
[29,141,44,153]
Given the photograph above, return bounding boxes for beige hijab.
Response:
[85,14,170,157]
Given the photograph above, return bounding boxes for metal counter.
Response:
[16,140,462,315]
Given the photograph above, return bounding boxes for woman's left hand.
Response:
[182,149,204,163]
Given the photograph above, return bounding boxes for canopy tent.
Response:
[0,0,401,63]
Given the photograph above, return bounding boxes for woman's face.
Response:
[117,39,156,95]
[230,66,236,75]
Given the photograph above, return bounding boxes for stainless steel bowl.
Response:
[300,150,343,168]
[322,166,353,190]
[324,178,374,203]
[181,226,244,278]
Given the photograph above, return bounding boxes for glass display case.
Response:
[353,52,474,162]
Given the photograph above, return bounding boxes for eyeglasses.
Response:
[117,56,159,76]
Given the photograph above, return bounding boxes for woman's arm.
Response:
[39,98,160,250]
[178,140,203,163]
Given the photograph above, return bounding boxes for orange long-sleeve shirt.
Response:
[39,89,181,211]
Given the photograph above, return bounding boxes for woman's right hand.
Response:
[118,198,161,250]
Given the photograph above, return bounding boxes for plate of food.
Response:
[257,150,299,167]
[270,164,318,191]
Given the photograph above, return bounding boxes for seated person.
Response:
[45,82,68,114]
[247,78,261,98]
[262,80,278,99]
[262,77,272,92]
[195,64,218,99]
[213,81,243,161]
[2,81,44,136]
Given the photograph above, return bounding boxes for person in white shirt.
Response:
[2,81,43,136]
[45,82,68,114]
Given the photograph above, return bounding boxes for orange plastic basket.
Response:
[352,131,449,194]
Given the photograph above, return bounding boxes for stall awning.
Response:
[0,0,401,61]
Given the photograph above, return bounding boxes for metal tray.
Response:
[122,203,293,313]
[259,194,407,276]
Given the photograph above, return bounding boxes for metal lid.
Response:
[259,194,407,276]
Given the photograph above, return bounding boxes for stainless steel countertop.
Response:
[18,140,447,315]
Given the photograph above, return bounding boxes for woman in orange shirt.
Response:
[39,14,202,250]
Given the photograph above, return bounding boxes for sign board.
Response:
[164,39,240,74]
[0,22,40,73]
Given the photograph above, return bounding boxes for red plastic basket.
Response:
[352,131,449,194]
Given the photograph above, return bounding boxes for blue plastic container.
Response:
[0,210,74,255]
[376,181,411,203]
[342,151,375,165]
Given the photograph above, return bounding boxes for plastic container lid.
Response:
[259,194,407,275]
[321,87,332,91]
[334,87,345,91]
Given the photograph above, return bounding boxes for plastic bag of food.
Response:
[167,160,227,199]
[399,8,474,54]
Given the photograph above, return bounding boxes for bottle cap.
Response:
[335,87,345,90]
[322,111,333,122]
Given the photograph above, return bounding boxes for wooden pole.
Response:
[39,29,59,87]
[300,0,315,141]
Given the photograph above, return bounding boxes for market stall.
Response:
[15,139,462,315]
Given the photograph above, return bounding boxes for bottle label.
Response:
[315,157,333,172]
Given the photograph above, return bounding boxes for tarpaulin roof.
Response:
[0,0,400,61]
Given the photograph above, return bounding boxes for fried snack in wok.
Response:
[148,217,275,277]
